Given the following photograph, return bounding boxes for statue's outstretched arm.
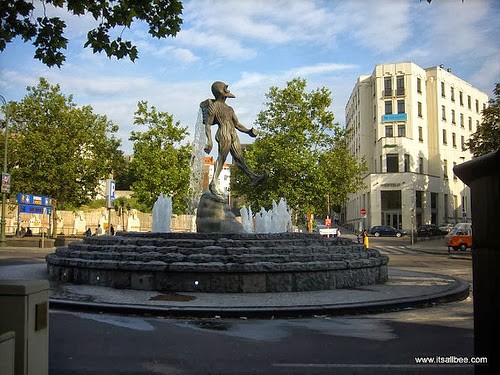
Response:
[232,111,259,137]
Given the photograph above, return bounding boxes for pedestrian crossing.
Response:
[370,245,411,255]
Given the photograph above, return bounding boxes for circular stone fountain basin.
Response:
[46,232,389,293]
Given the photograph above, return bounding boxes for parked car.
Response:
[445,223,472,251]
[438,223,454,233]
[417,224,446,237]
[369,225,406,237]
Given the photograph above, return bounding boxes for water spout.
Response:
[152,194,172,233]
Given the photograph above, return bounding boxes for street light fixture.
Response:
[0,95,10,247]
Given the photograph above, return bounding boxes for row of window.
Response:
[443,157,465,180]
[441,81,484,113]
[383,125,424,142]
[442,130,468,149]
[441,106,478,130]
[383,153,424,174]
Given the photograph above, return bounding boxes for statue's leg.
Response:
[231,137,268,185]
[210,140,230,195]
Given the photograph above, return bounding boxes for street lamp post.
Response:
[0,95,10,247]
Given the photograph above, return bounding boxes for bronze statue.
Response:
[201,81,267,196]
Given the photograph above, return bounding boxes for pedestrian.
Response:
[363,230,370,249]
[96,224,103,236]
[110,224,115,236]
[85,227,92,236]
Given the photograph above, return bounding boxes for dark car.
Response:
[418,224,446,237]
[369,225,406,237]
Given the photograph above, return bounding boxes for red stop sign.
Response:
[360,208,367,216]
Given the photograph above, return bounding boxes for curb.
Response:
[48,274,470,319]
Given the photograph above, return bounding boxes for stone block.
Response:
[131,273,155,290]
[266,273,292,292]
[241,274,267,293]
[335,269,355,289]
[210,274,241,293]
[294,271,335,291]
[109,271,131,289]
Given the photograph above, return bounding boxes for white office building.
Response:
[344,62,488,232]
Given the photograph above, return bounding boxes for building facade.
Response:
[202,156,231,195]
[344,62,488,232]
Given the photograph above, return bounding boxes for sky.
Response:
[1,0,499,154]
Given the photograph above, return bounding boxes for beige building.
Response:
[344,62,488,232]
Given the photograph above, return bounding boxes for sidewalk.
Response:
[0,247,470,318]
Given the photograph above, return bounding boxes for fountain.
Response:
[46,81,388,293]
[151,194,172,233]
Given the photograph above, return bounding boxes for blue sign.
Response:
[19,204,45,214]
[17,193,53,207]
[382,113,407,122]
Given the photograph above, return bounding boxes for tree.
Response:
[466,83,500,157]
[4,77,122,235]
[129,101,191,213]
[0,0,183,67]
[230,78,366,222]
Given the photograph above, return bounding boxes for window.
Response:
[384,76,392,97]
[468,117,472,131]
[385,100,393,114]
[443,159,448,178]
[417,77,422,93]
[467,95,471,109]
[397,99,405,114]
[385,125,393,137]
[441,82,446,97]
[461,135,465,150]
[396,75,405,95]
[475,99,479,113]
[386,154,399,173]
[451,109,456,124]
[441,105,446,121]
[453,162,457,180]
[404,154,410,172]
[419,157,424,174]
[418,126,423,142]
[476,120,479,131]
[452,132,456,148]
[416,191,424,208]
[459,91,463,106]
[460,113,464,128]
[418,101,423,117]
[451,87,455,102]
[397,124,406,137]
[442,129,447,145]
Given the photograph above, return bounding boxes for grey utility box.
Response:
[0,280,49,375]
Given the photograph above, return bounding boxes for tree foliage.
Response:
[0,0,183,67]
[231,78,366,221]
[3,77,122,217]
[129,101,191,213]
[466,83,500,157]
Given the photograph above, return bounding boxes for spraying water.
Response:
[242,198,292,233]
[152,194,172,233]
[188,108,206,213]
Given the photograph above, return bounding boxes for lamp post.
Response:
[0,95,10,247]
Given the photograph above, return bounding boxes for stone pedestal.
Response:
[196,191,244,233]
[454,150,499,375]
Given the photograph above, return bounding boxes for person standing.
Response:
[110,224,115,236]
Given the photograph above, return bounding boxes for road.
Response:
[1,239,480,374]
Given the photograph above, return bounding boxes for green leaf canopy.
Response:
[231,78,366,222]
[5,77,122,209]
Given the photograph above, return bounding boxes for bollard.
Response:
[0,280,49,375]
[454,149,499,374]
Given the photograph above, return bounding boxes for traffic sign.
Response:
[360,208,367,216]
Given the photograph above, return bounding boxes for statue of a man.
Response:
[201,81,267,196]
